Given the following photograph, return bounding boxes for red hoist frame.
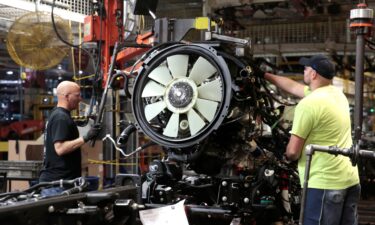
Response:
[84,0,152,86]
[84,0,123,85]
[83,0,153,181]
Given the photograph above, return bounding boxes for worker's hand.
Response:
[83,124,102,143]
[282,153,292,164]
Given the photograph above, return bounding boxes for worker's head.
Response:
[299,55,335,84]
[56,81,82,111]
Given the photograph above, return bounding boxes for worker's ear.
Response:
[311,70,318,80]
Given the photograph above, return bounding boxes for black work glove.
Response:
[83,124,102,143]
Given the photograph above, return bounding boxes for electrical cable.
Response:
[52,0,103,123]
[102,134,156,158]
[260,78,297,106]
[51,0,81,48]
[365,38,375,51]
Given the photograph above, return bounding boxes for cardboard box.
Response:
[7,139,104,191]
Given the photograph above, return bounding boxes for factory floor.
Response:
[359,199,375,225]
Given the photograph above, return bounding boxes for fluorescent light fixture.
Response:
[6,71,13,75]
[0,80,21,84]
[0,0,85,23]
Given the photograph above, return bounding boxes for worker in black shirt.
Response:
[39,81,101,196]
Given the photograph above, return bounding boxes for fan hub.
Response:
[165,78,197,113]
[168,82,193,107]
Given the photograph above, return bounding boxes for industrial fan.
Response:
[6,11,71,70]
[132,44,232,148]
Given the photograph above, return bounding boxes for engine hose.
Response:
[219,52,263,104]
[219,51,247,68]
[260,78,297,106]
[219,51,253,81]
[0,177,87,201]
[108,71,132,98]
[0,192,28,201]
[167,145,205,163]
[140,42,185,62]
[117,123,137,145]
[62,185,87,195]
[182,182,213,189]
[61,178,88,195]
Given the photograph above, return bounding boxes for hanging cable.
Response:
[51,0,98,77]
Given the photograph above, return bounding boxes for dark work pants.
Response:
[304,184,361,225]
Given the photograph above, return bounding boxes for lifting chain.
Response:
[116,8,123,42]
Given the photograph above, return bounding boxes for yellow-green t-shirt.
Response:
[291,85,359,189]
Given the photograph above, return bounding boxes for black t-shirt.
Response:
[39,107,81,182]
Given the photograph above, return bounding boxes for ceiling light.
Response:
[0,0,85,23]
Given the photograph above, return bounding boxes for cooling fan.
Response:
[6,11,71,70]
[132,44,232,148]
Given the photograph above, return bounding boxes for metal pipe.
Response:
[354,33,365,142]
[94,42,120,126]
[298,145,350,225]
[298,143,375,224]
[144,203,233,221]
[349,3,374,142]
[299,145,314,225]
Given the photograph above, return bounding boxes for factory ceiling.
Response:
[0,0,373,70]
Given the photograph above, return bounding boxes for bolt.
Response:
[48,205,55,213]
[180,120,189,130]
[150,165,159,172]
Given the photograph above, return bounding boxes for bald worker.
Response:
[39,81,101,196]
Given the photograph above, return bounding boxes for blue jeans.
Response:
[304,184,361,225]
[40,187,65,197]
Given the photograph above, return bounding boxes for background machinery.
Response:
[0,0,304,224]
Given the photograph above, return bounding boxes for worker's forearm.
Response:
[285,148,300,161]
[285,135,305,161]
[264,72,305,98]
[54,137,85,156]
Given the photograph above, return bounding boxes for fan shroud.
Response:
[132,44,232,148]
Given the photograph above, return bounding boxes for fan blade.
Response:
[189,56,217,85]
[195,98,218,122]
[144,101,167,122]
[142,80,166,97]
[197,79,222,102]
[187,109,206,136]
[167,54,189,78]
[148,65,173,86]
[163,113,180,137]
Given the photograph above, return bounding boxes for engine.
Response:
[0,24,301,225]
[131,42,301,224]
